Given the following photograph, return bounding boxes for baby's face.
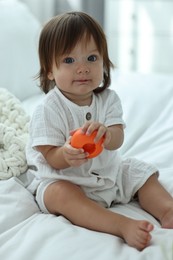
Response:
[47,36,104,106]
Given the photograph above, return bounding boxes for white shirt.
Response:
[26,86,125,193]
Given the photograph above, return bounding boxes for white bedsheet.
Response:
[1,70,173,259]
[1,174,173,260]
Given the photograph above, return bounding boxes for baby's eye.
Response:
[88,55,97,62]
[64,57,75,64]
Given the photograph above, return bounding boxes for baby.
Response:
[26,11,173,250]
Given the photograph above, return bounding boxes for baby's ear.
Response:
[47,72,54,80]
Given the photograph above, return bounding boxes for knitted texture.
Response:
[0,88,30,179]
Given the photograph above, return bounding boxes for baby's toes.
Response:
[139,221,154,232]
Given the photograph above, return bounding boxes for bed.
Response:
[1,1,173,259]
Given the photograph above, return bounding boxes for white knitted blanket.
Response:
[0,88,30,179]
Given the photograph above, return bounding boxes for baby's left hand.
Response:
[80,121,111,146]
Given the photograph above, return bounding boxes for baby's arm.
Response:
[36,140,88,170]
[104,124,124,150]
[81,122,124,151]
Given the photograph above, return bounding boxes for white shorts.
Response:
[35,179,58,214]
[85,158,158,207]
[32,158,158,213]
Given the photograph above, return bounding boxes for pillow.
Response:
[0,0,42,101]
[110,70,173,170]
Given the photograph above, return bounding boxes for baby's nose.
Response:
[76,62,89,74]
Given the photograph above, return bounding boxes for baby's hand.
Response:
[81,122,111,146]
[62,137,88,167]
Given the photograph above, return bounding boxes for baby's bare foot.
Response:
[122,219,154,251]
[161,207,173,229]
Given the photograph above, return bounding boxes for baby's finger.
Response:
[103,130,111,146]
[70,129,78,136]
[81,122,92,134]
[94,125,107,143]
[64,142,84,155]
[69,157,88,167]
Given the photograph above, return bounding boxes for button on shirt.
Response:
[86,112,92,120]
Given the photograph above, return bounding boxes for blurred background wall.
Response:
[21,0,173,75]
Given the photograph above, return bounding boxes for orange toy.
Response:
[70,128,105,158]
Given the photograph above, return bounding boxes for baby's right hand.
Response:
[62,137,88,167]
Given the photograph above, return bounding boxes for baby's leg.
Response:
[44,180,153,250]
[138,173,173,228]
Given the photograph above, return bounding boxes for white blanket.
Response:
[1,71,173,260]
[0,175,173,260]
[0,88,29,179]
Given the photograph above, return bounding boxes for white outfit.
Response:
[26,87,157,212]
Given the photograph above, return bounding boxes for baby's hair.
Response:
[38,11,114,94]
